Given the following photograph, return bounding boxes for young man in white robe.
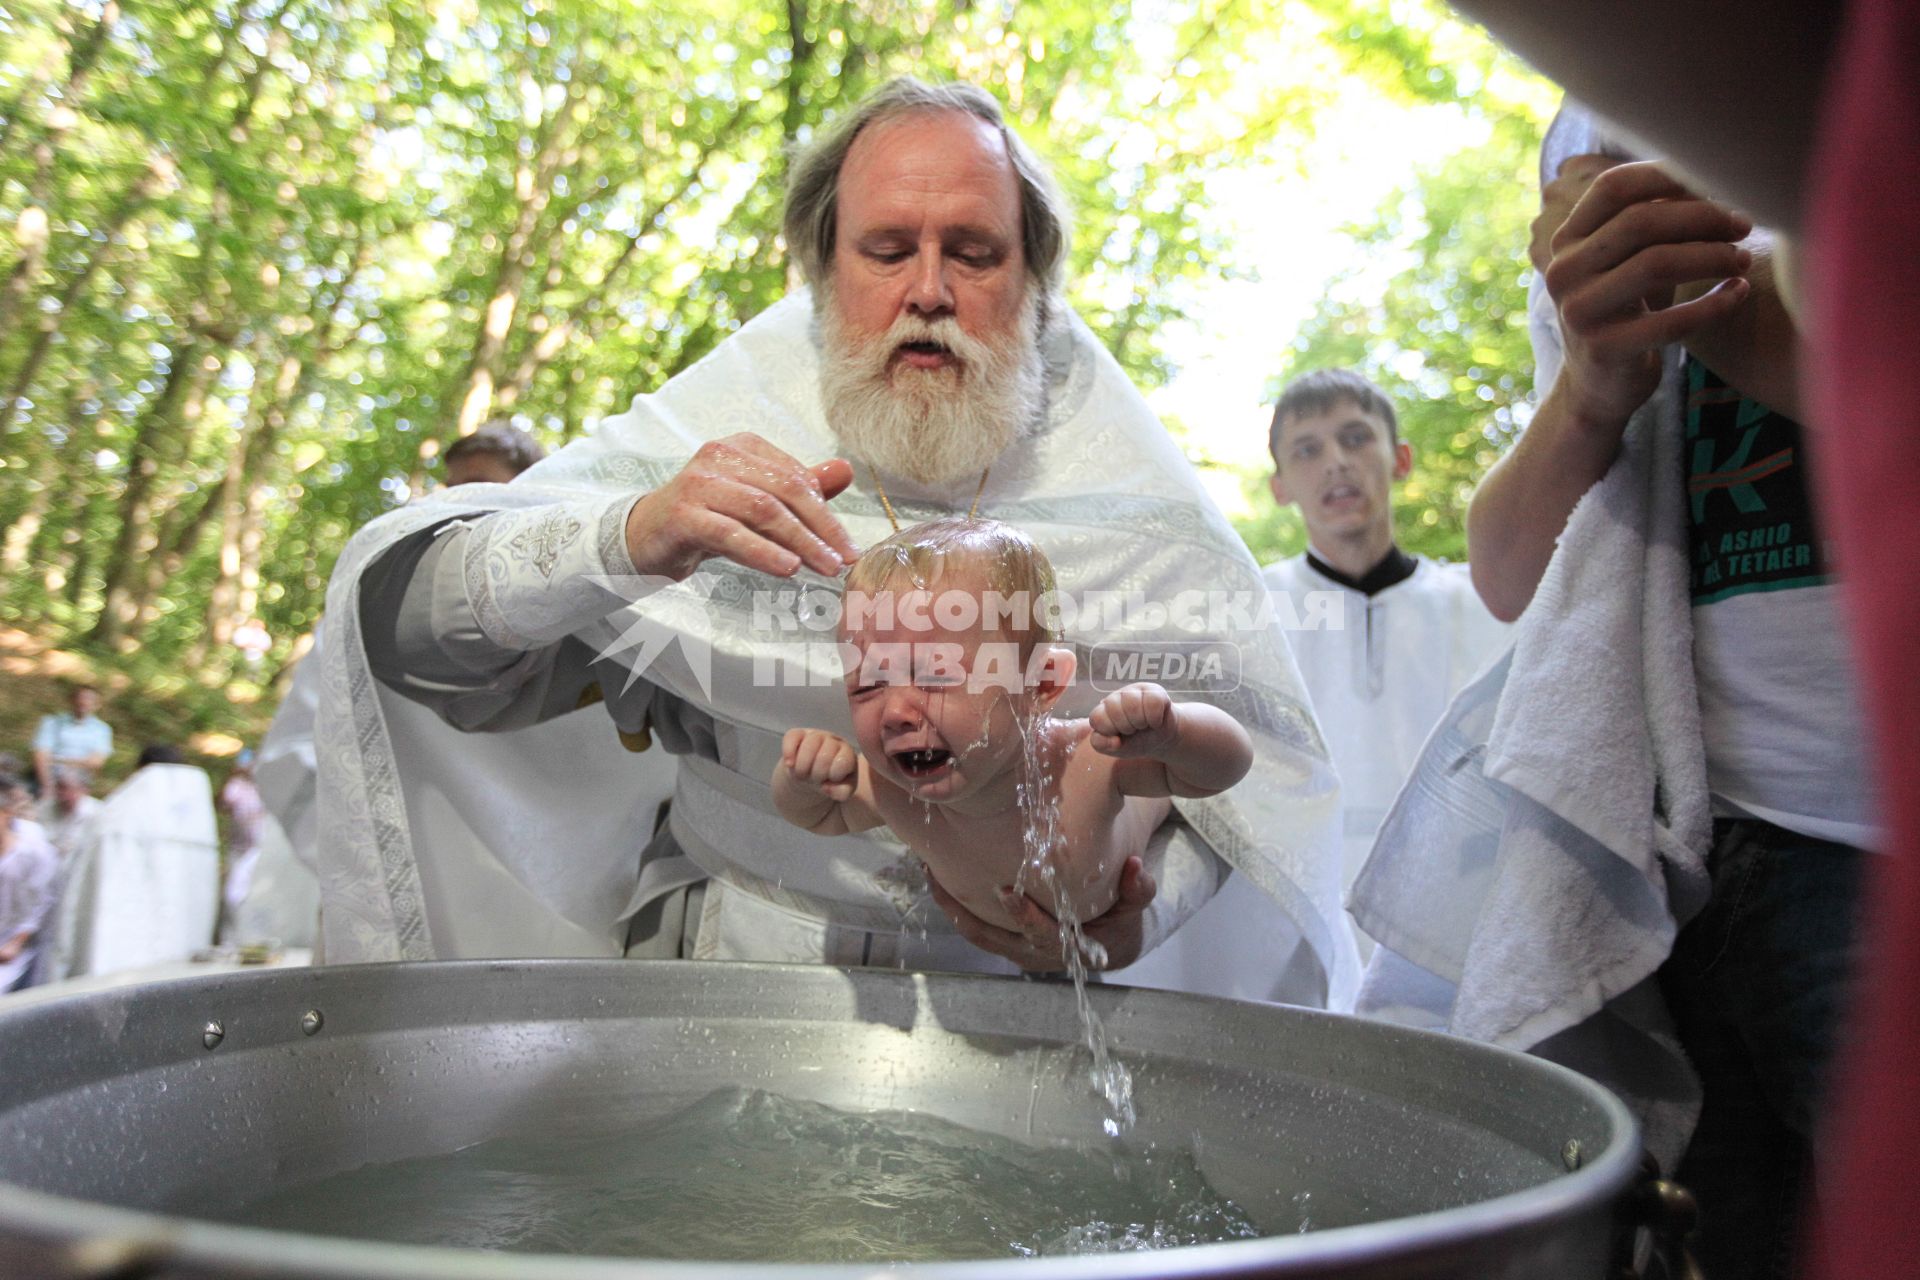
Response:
[315,78,1356,1004]
[1262,371,1510,912]
[1112,370,1507,1000]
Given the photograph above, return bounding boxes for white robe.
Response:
[45,764,219,980]
[1112,554,1508,1000]
[314,292,1356,1004]
[258,625,677,957]
[1266,555,1510,903]
[221,815,321,948]
[256,633,325,875]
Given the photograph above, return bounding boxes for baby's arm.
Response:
[771,728,886,836]
[1089,683,1254,799]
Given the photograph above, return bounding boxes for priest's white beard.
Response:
[818,288,1046,487]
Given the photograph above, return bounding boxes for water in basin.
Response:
[226,1086,1280,1261]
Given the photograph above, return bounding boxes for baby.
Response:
[771,518,1253,932]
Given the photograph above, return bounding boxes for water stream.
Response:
[1010,708,1136,1137]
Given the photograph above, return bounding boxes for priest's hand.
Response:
[623,434,860,581]
[927,855,1158,973]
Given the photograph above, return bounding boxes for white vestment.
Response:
[257,627,325,874]
[1268,555,1510,907]
[222,816,320,948]
[314,293,1355,1004]
[258,623,677,956]
[45,764,219,980]
[1112,554,1508,999]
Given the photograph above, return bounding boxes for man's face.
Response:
[818,111,1046,486]
[445,453,524,488]
[71,688,99,719]
[831,111,1028,359]
[1269,399,1411,546]
[53,776,85,810]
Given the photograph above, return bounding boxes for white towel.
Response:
[1349,341,1713,1172]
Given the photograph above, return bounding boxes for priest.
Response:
[317,77,1357,1004]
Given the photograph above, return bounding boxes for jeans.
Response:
[1658,818,1866,1279]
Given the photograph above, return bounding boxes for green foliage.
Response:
[1233,110,1549,566]
[0,0,1550,726]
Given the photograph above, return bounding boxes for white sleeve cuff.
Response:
[461,494,650,650]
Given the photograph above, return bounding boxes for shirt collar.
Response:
[1304,545,1418,597]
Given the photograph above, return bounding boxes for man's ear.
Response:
[1269,470,1293,508]
[1391,441,1413,482]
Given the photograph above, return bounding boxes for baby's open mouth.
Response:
[891,747,953,778]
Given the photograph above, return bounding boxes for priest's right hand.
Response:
[623,434,860,581]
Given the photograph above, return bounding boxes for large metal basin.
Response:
[0,961,1639,1278]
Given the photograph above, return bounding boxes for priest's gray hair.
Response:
[783,77,1071,294]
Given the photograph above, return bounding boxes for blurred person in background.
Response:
[0,773,58,991]
[36,766,100,862]
[217,750,267,941]
[31,683,112,797]
[441,422,546,488]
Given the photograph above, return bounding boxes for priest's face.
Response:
[819,110,1045,487]
[1269,399,1412,547]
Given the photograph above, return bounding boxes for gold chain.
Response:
[869,464,992,534]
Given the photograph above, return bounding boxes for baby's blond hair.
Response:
[842,518,1059,652]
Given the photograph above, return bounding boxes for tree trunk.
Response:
[85,341,220,645]
[439,76,586,442]
[0,154,172,429]
[115,344,223,634]
[82,0,290,649]
[783,0,817,145]
[1,0,242,415]
[62,487,103,612]
[132,477,222,621]
[0,380,97,578]
[48,0,242,623]
[199,237,369,665]
[494,105,752,411]
[201,348,297,658]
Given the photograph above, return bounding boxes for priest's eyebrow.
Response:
[855,224,1013,252]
